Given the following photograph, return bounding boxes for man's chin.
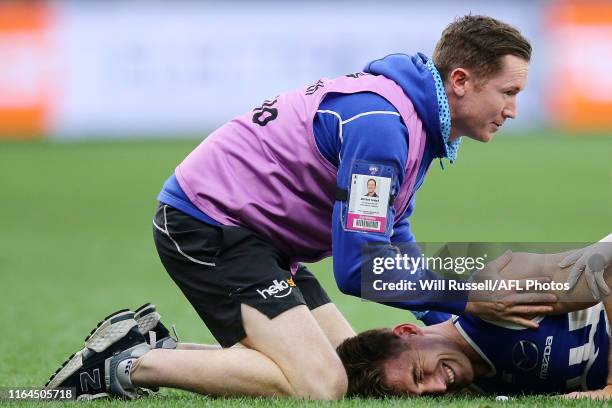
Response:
[451,361,474,389]
[465,132,493,143]
[481,133,494,142]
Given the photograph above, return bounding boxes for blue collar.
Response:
[425,59,461,163]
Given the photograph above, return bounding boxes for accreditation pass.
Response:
[346,171,392,234]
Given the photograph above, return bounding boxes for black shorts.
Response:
[152,203,332,347]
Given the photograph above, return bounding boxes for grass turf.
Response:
[0,132,611,407]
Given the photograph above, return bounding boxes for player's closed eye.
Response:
[504,88,519,96]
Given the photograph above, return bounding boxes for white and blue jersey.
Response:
[419,307,610,394]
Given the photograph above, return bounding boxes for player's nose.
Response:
[422,374,448,394]
[503,98,517,119]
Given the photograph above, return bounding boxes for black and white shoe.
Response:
[80,303,178,350]
[134,303,178,350]
[45,310,150,400]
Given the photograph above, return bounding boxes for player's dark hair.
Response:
[367,179,376,186]
[336,328,410,397]
[433,15,531,84]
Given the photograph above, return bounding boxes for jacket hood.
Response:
[364,53,445,157]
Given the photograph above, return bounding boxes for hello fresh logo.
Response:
[257,278,296,299]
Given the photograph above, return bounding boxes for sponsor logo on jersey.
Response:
[512,340,539,371]
[539,336,554,379]
[257,278,296,299]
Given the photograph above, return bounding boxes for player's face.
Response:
[452,55,529,142]
[367,180,376,194]
[383,324,474,395]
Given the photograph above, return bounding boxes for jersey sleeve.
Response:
[390,198,415,243]
[321,93,467,315]
[412,310,453,325]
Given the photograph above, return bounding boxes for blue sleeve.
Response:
[412,310,453,325]
[391,199,415,243]
[315,92,467,315]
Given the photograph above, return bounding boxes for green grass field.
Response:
[1,132,611,407]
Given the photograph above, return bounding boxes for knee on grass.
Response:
[292,359,348,400]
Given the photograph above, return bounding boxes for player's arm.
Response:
[495,246,612,314]
[389,202,415,243]
[392,204,455,324]
[561,233,612,301]
[321,93,556,323]
[324,94,527,317]
[324,93,467,314]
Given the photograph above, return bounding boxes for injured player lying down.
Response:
[337,247,612,399]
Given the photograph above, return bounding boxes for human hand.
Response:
[560,234,612,302]
[562,384,612,400]
[466,251,557,329]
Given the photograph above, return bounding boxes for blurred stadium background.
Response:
[1,0,611,404]
[2,0,612,138]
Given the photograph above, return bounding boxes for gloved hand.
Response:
[560,233,612,301]
[466,251,557,329]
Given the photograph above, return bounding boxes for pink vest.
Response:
[176,74,426,266]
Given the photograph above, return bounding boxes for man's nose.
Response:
[421,374,448,394]
[503,98,517,119]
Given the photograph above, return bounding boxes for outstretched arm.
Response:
[496,249,612,315]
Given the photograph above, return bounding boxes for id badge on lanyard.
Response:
[343,161,395,235]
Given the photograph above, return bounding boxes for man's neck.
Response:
[448,130,460,142]
[445,84,459,143]
[424,320,492,378]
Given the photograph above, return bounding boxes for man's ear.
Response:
[449,67,470,97]
[392,323,423,338]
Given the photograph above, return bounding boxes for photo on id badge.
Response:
[347,168,391,234]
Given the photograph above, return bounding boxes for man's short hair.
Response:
[367,179,377,186]
[336,328,410,397]
[433,15,532,83]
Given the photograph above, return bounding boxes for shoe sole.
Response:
[83,309,131,344]
[134,303,153,315]
[83,304,157,339]
[134,303,160,335]
[77,392,110,401]
[45,311,137,390]
[85,311,135,353]
[135,303,178,350]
